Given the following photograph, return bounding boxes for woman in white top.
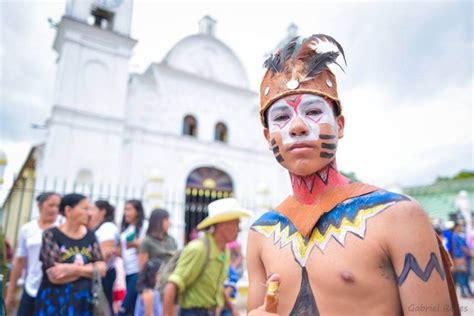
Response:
[88,200,120,313]
[118,199,148,316]
[5,192,61,315]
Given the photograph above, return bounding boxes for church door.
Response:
[184,167,233,243]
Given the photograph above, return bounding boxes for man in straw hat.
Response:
[247,34,459,315]
[163,198,251,316]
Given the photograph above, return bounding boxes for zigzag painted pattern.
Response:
[252,190,409,267]
[397,252,445,286]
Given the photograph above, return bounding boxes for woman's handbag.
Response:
[92,264,112,316]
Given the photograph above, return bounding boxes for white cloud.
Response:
[338,80,473,186]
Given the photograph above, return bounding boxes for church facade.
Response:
[29,0,290,245]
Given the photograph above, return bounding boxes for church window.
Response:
[89,7,114,30]
[214,122,228,143]
[183,115,197,137]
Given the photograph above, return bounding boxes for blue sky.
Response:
[0,0,472,191]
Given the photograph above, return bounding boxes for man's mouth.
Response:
[288,142,315,152]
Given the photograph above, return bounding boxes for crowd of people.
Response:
[436,221,474,299]
[2,192,249,316]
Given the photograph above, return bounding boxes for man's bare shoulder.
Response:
[372,193,438,253]
[374,194,430,229]
[248,210,285,242]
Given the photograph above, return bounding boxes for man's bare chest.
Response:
[251,189,408,315]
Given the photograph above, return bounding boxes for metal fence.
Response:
[0,176,259,250]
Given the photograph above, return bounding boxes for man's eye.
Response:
[306,109,322,116]
[274,115,290,121]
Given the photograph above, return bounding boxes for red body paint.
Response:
[289,160,350,204]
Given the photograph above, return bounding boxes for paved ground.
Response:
[459,295,474,315]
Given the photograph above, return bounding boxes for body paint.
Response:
[271,138,285,163]
[289,161,344,204]
[267,95,337,145]
[290,267,320,316]
[251,190,410,266]
[397,252,445,286]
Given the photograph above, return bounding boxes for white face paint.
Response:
[267,94,337,145]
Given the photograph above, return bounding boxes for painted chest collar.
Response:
[276,182,380,237]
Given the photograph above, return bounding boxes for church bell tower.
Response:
[37,0,137,193]
[52,0,136,118]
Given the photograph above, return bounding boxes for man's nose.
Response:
[289,116,309,137]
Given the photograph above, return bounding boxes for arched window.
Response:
[183,115,197,137]
[214,122,228,142]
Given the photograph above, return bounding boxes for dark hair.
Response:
[136,259,161,293]
[147,209,169,240]
[95,200,115,223]
[36,192,60,206]
[59,193,87,216]
[121,199,145,235]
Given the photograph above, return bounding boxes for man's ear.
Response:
[337,115,345,139]
[263,128,272,150]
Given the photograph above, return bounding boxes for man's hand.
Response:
[248,274,281,316]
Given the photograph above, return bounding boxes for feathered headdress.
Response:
[259,34,346,127]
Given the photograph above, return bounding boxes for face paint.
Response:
[267,94,337,145]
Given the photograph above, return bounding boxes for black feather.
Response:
[263,54,281,73]
[306,51,340,78]
[263,37,302,73]
[310,34,347,65]
[281,36,300,62]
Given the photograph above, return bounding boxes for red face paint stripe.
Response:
[285,95,303,111]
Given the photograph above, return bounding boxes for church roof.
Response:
[162,17,249,89]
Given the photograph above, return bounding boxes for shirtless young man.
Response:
[247,34,459,316]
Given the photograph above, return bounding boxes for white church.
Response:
[4,0,293,246]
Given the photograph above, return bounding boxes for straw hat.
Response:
[196,198,252,230]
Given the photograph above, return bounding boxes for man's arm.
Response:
[163,282,178,316]
[163,240,206,316]
[383,201,453,315]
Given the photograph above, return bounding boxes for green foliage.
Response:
[436,170,474,183]
[452,170,474,180]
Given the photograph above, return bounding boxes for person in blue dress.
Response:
[35,193,106,316]
[451,222,473,298]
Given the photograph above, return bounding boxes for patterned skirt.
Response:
[35,280,93,316]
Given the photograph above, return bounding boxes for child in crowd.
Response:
[134,260,162,316]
